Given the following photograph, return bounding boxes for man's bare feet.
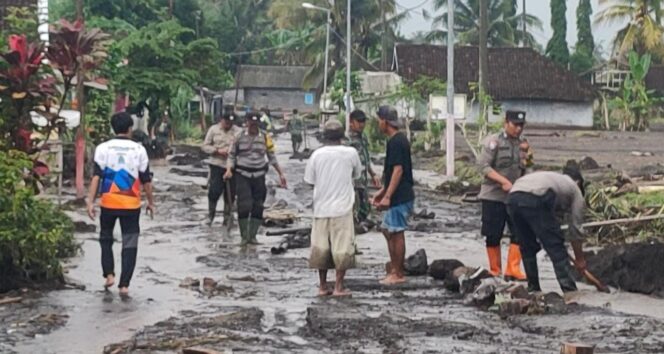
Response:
[104,275,115,289]
[379,274,406,285]
[332,289,352,297]
[317,288,333,297]
[119,287,129,296]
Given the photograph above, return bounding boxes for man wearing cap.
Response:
[506,167,588,293]
[372,106,415,285]
[345,110,382,229]
[225,112,287,246]
[305,119,362,297]
[202,113,242,226]
[477,110,531,281]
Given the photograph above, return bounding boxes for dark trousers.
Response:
[507,191,576,292]
[481,200,518,247]
[208,165,236,216]
[99,208,140,288]
[236,174,267,219]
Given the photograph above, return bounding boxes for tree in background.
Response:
[570,0,595,73]
[610,51,662,131]
[268,0,403,89]
[595,0,664,63]
[546,0,570,67]
[425,0,542,47]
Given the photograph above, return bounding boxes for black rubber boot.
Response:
[206,201,217,226]
[553,260,578,293]
[522,257,541,292]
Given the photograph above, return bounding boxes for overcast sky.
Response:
[398,0,624,54]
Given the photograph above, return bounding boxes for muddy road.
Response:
[3,131,664,353]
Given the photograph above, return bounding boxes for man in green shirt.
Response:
[345,110,381,227]
[287,109,304,154]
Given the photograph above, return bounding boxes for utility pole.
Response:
[75,0,86,200]
[381,0,388,71]
[169,0,174,18]
[345,0,352,134]
[522,0,527,47]
[445,0,455,177]
[479,0,489,138]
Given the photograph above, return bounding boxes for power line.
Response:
[330,28,382,71]
[225,25,326,57]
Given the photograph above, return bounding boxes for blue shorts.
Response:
[381,201,414,234]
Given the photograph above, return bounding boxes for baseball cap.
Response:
[246,112,260,122]
[350,110,367,122]
[506,110,526,124]
[376,105,400,127]
[323,119,344,140]
[221,113,235,121]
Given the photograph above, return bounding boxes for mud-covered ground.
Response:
[4,128,664,353]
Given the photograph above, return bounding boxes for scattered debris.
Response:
[168,154,205,167]
[180,277,200,289]
[631,151,654,157]
[560,342,595,354]
[0,296,22,305]
[270,233,310,255]
[262,209,297,227]
[169,167,208,178]
[404,249,428,276]
[579,156,600,170]
[412,209,436,220]
[183,347,224,354]
[73,221,96,233]
[202,278,217,292]
[428,259,464,281]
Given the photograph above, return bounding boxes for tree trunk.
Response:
[381,0,388,71]
[75,0,86,200]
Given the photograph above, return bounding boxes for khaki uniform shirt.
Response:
[511,171,586,241]
[477,130,528,202]
[202,124,242,167]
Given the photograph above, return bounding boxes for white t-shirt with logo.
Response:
[304,145,362,218]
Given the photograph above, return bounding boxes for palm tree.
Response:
[268,0,405,88]
[425,0,543,47]
[595,0,664,62]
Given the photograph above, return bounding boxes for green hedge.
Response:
[0,150,78,292]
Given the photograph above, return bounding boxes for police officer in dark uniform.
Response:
[477,110,531,280]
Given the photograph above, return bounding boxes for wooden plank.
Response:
[0,296,22,305]
[560,342,594,354]
[561,213,664,230]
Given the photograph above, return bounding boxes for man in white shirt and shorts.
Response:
[304,119,362,297]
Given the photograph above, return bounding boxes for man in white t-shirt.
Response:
[304,119,362,297]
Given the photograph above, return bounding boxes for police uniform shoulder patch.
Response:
[488,140,498,150]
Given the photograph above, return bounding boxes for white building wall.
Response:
[466,100,594,127]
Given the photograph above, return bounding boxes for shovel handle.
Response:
[571,259,610,293]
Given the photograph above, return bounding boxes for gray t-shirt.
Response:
[510,171,586,241]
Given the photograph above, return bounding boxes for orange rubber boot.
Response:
[504,243,527,281]
[486,246,502,276]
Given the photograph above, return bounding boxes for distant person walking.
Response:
[225,112,287,246]
[86,112,156,296]
[202,113,242,226]
[305,119,362,297]
[287,109,304,154]
[372,106,414,285]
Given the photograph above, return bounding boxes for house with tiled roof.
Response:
[393,44,596,127]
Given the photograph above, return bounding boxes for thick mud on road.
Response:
[4,132,664,353]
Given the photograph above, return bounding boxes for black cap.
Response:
[221,113,235,121]
[506,110,526,124]
[350,110,367,122]
[376,105,400,127]
[246,112,260,122]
